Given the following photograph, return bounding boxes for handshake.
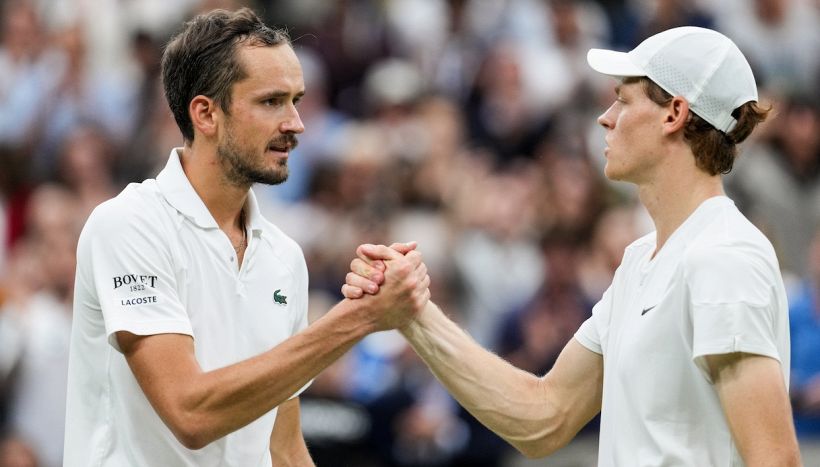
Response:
[339,241,432,333]
[333,241,572,459]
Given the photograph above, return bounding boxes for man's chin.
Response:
[603,163,629,183]
[603,165,619,181]
[253,169,289,186]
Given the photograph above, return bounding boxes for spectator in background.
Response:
[55,126,118,219]
[715,0,820,95]
[496,233,589,376]
[576,205,647,304]
[0,144,34,268]
[31,24,136,175]
[299,0,392,116]
[450,164,545,347]
[547,1,610,91]
[790,228,820,444]
[0,241,45,418]
[424,0,487,103]
[362,59,427,162]
[535,145,607,240]
[638,0,714,39]
[121,45,184,186]
[727,96,820,277]
[593,0,641,50]
[0,185,81,467]
[120,30,168,184]
[0,0,60,148]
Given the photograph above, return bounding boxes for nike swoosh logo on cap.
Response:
[641,305,657,316]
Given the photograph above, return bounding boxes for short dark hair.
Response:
[625,77,770,175]
[161,8,290,143]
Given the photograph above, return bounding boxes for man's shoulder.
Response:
[681,211,782,291]
[83,179,168,237]
[686,203,776,262]
[256,216,305,260]
[623,231,656,256]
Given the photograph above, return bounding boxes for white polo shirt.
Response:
[575,196,790,467]
[64,149,310,467]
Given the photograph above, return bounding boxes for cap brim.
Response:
[587,49,646,77]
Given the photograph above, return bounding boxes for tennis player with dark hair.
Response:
[344,27,801,466]
[64,8,429,466]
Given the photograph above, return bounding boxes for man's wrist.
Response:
[342,296,388,338]
[398,300,433,338]
[325,298,380,339]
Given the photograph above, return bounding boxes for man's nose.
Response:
[597,105,615,130]
[281,106,305,134]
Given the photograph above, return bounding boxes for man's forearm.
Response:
[127,246,428,450]
[126,299,375,449]
[199,301,370,433]
[399,302,586,457]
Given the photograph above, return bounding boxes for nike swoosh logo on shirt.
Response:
[641,305,657,316]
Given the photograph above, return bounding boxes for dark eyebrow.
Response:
[258,90,305,101]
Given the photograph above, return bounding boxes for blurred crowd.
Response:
[0,0,819,466]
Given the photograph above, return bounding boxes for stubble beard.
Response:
[217,129,293,188]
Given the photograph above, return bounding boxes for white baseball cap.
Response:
[587,26,757,133]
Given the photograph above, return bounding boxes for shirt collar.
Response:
[156,148,265,234]
[651,195,734,260]
[244,187,265,235]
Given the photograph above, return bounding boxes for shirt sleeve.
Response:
[82,199,192,352]
[685,244,782,381]
[574,283,613,356]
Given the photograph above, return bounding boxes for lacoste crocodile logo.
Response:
[273,289,288,306]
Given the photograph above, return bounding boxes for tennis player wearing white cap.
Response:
[341,27,801,466]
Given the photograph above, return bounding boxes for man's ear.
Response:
[663,96,690,136]
[189,95,220,138]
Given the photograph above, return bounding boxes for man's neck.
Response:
[179,145,248,231]
[638,150,724,257]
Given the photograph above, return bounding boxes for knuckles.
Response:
[390,259,414,278]
[346,245,431,320]
[340,284,358,299]
[345,272,359,286]
[406,251,423,266]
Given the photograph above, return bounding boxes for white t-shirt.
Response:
[64,149,311,467]
[575,196,790,467]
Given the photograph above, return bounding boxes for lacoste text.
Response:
[121,296,158,306]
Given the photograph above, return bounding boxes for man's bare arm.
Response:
[269,397,313,466]
[706,353,801,467]
[400,302,603,458]
[118,250,430,450]
[342,245,601,458]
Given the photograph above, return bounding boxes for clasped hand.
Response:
[342,242,430,331]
